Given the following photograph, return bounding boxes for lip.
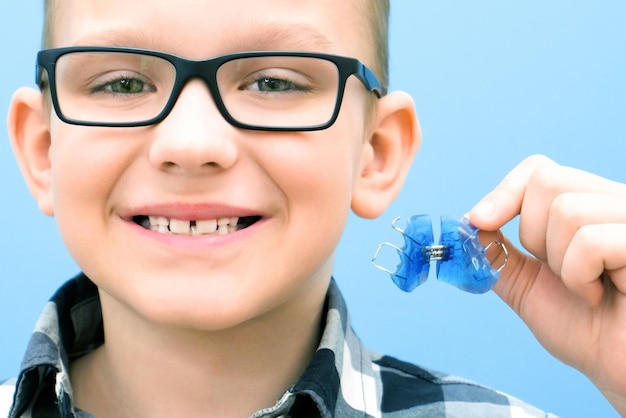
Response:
[120,202,264,221]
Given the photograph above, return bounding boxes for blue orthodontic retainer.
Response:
[372,215,508,294]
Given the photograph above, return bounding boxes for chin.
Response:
[126,283,273,331]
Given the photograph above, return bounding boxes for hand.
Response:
[469,155,626,413]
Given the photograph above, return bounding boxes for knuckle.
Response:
[574,224,598,248]
[550,192,580,225]
[527,163,563,195]
[521,154,555,169]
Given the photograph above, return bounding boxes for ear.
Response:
[351,91,421,219]
[8,87,55,216]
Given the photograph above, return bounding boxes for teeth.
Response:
[217,218,231,235]
[149,216,168,231]
[154,216,169,226]
[169,219,191,235]
[193,219,218,235]
[146,216,240,236]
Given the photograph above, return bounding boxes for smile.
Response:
[133,215,261,236]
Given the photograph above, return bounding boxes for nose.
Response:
[148,79,239,175]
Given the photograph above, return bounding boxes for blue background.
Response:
[1,2,624,417]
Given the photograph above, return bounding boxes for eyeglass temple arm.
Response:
[356,63,386,97]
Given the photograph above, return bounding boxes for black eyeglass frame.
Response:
[36,46,385,131]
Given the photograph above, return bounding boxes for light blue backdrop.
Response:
[1,2,624,417]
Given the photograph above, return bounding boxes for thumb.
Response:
[483,231,585,361]
[482,231,543,316]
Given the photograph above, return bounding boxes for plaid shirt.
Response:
[1,273,556,417]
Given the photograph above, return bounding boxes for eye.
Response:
[90,73,156,95]
[108,78,148,94]
[249,77,304,93]
[237,67,313,94]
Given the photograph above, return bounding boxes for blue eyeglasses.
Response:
[372,215,508,294]
[36,47,385,131]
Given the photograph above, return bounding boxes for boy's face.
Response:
[40,0,380,329]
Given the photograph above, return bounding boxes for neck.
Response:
[70,279,328,418]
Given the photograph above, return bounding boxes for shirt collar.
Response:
[9,274,375,418]
[9,274,101,418]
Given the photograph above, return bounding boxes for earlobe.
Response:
[8,87,55,216]
[351,91,421,219]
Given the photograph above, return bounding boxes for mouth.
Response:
[132,215,262,236]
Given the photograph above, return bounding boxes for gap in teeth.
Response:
[147,216,240,236]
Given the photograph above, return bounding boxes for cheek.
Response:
[262,118,366,256]
[48,126,139,254]
[277,94,368,205]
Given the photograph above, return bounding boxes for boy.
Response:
[2,1,626,417]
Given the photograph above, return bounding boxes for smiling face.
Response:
[11,0,419,333]
[31,0,384,330]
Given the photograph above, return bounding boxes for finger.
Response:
[471,156,626,259]
[518,166,626,261]
[470,155,558,230]
[546,193,626,278]
[488,233,583,352]
[487,233,552,320]
[561,224,626,307]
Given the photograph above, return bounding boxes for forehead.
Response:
[51,0,373,61]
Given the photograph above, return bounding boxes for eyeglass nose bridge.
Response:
[155,57,236,128]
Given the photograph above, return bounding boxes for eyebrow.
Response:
[236,23,335,52]
[72,28,163,49]
[72,23,336,56]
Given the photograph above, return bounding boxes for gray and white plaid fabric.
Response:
[1,274,556,417]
